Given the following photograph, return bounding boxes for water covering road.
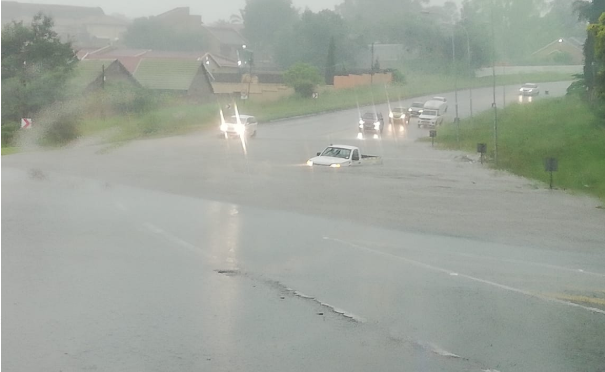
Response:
[3,81,605,372]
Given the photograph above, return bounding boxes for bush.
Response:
[386,68,406,84]
[284,63,323,98]
[40,112,80,146]
[1,122,20,147]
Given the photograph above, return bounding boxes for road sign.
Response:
[544,157,558,189]
[21,118,32,129]
[429,129,437,147]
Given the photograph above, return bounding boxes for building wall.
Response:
[213,82,293,102]
[333,72,393,89]
[85,60,140,92]
[187,66,216,103]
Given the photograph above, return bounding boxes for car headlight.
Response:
[306,160,313,166]
[359,119,364,125]
[220,124,227,131]
[408,108,412,112]
[235,124,245,134]
[519,88,524,92]
[330,163,341,168]
[374,122,380,129]
[419,109,423,113]
[389,112,393,118]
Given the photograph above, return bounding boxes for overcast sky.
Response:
[8,0,457,23]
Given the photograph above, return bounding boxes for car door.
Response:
[248,117,258,134]
[351,149,361,165]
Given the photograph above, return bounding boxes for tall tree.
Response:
[242,0,298,55]
[575,0,605,101]
[325,37,336,85]
[1,14,77,124]
[274,9,361,70]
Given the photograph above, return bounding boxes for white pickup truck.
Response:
[306,145,382,167]
[424,97,448,113]
[418,108,444,128]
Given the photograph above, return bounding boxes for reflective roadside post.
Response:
[477,143,487,164]
[430,129,437,147]
[544,157,558,190]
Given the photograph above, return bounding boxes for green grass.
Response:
[78,71,574,143]
[1,147,19,155]
[435,96,605,201]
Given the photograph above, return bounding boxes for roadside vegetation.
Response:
[435,96,605,201]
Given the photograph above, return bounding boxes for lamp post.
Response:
[491,0,498,166]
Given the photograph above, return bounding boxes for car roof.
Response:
[523,83,538,86]
[433,96,446,100]
[325,144,357,151]
[230,114,254,119]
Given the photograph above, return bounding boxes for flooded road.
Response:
[3,81,605,371]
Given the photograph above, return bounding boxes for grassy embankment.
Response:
[435,96,605,201]
[76,71,574,143]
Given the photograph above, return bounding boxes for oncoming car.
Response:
[408,102,424,117]
[358,112,385,133]
[519,83,540,96]
[220,115,258,138]
[389,107,409,125]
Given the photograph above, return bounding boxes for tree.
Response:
[274,9,362,71]
[123,17,206,51]
[575,0,605,102]
[283,62,322,97]
[1,14,77,125]
[588,12,605,116]
[242,0,298,55]
[325,37,336,85]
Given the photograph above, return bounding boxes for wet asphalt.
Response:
[3,81,605,372]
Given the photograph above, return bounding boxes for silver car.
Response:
[519,83,540,96]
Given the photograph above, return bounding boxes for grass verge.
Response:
[1,147,19,155]
[434,96,605,201]
[78,71,574,143]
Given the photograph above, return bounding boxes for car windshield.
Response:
[226,116,246,124]
[362,113,377,120]
[320,147,351,159]
[523,84,537,88]
[392,108,404,113]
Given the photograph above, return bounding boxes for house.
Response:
[68,59,140,93]
[155,7,202,32]
[1,1,129,48]
[203,25,247,61]
[132,59,215,102]
[531,38,584,65]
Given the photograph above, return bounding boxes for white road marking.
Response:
[143,222,209,258]
[349,238,605,278]
[326,237,605,315]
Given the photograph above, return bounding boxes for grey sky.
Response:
[8,0,457,23]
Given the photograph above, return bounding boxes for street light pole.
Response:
[491,0,498,166]
[452,27,460,148]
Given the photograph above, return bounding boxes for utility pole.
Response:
[101,64,105,90]
[370,42,375,85]
[452,27,459,148]
[491,0,498,166]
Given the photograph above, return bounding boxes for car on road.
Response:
[307,145,382,167]
[424,97,448,113]
[389,107,410,125]
[418,109,444,128]
[358,112,384,133]
[220,114,258,138]
[408,102,425,117]
[519,83,540,96]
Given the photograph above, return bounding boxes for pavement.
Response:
[3,81,605,372]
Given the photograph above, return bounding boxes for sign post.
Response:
[429,129,437,147]
[544,157,558,190]
[477,143,487,164]
[20,118,32,129]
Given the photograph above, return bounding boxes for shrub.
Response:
[284,63,323,97]
[1,122,20,147]
[39,112,80,146]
